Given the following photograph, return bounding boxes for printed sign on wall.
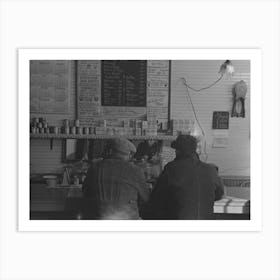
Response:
[77,61,101,126]
[212,111,230,129]
[77,60,170,126]
[30,60,70,114]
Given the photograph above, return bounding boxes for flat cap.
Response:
[109,137,136,155]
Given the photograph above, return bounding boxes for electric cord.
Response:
[185,86,208,161]
[181,74,224,92]
[185,86,205,137]
[181,74,225,161]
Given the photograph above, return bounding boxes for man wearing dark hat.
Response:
[82,137,150,219]
[146,134,224,220]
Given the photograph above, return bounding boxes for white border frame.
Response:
[19,49,262,232]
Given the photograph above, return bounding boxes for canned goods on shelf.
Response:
[63,119,69,127]
[83,127,89,135]
[70,127,76,134]
[64,127,69,134]
[33,117,39,123]
[73,176,79,185]
[50,126,58,134]
[76,127,82,134]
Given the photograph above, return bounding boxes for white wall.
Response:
[171,60,250,176]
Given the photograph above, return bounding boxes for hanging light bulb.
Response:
[192,121,201,137]
[219,60,234,76]
[191,121,204,155]
[189,120,208,161]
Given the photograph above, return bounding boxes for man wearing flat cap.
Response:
[146,135,224,220]
[82,137,150,219]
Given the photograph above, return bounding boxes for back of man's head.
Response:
[171,134,198,156]
[108,137,136,159]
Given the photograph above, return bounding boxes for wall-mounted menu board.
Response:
[77,60,170,126]
[30,60,70,114]
[77,61,101,121]
[101,60,147,107]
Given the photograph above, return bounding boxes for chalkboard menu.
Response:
[101,60,147,107]
[212,111,229,129]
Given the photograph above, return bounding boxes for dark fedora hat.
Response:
[171,134,198,154]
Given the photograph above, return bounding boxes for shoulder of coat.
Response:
[198,161,217,172]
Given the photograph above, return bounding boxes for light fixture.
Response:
[191,121,206,158]
[219,60,234,75]
[192,121,202,137]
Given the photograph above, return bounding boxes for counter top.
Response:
[30,184,250,216]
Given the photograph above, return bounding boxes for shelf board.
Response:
[30,133,176,141]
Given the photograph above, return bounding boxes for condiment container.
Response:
[43,175,57,188]
[70,127,76,134]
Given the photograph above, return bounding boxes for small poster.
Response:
[30,60,70,114]
[212,111,229,129]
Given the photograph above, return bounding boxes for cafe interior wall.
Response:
[170,60,250,177]
[30,61,76,174]
[30,60,250,178]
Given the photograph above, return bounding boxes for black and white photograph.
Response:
[1,1,280,280]
[16,48,262,232]
[28,58,251,222]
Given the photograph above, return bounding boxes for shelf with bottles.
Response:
[30,117,177,141]
[30,133,176,141]
[30,117,195,142]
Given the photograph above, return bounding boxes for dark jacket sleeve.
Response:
[132,166,150,203]
[209,166,224,201]
[214,176,225,201]
[144,165,170,219]
[82,165,95,197]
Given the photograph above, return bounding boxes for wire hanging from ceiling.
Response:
[180,60,234,162]
[181,74,224,92]
[184,85,208,161]
[181,74,225,162]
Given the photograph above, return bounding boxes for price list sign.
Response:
[212,111,230,129]
[101,60,147,107]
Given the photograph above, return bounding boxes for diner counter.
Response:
[30,183,250,220]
